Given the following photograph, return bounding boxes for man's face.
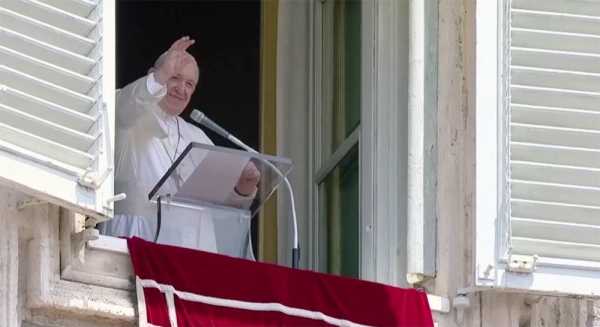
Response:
[157,58,199,116]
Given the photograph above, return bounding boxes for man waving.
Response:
[99,37,260,257]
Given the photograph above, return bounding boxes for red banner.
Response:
[127,237,434,327]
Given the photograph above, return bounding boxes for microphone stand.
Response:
[190,110,300,269]
[227,134,300,269]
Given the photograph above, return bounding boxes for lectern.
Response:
[147,142,294,260]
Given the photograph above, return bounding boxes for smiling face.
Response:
[150,52,199,116]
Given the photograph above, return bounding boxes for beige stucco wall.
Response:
[0,186,135,327]
[430,0,600,326]
[1,186,20,327]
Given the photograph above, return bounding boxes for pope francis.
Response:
[98,37,260,258]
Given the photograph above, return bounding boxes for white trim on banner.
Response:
[136,277,164,327]
[138,278,373,327]
[165,291,178,327]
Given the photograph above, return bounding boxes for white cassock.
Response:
[98,73,256,260]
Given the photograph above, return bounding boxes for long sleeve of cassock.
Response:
[224,187,258,209]
[116,73,167,130]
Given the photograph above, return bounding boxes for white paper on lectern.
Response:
[175,150,251,204]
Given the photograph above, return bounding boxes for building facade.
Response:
[0,0,599,326]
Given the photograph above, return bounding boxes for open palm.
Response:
[154,36,195,84]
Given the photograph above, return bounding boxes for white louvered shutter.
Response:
[508,0,600,266]
[0,0,116,221]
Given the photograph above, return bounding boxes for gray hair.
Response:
[153,51,201,78]
[154,51,169,69]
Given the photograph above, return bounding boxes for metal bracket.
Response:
[453,288,472,325]
[407,273,425,284]
[17,198,48,210]
[104,193,126,209]
[477,263,496,281]
[506,254,539,273]
[71,226,100,263]
[77,166,114,190]
[85,216,98,228]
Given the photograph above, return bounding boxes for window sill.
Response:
[88,236,452,315]
[28,224,136,325]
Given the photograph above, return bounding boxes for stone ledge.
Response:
[27,275,136,324]
[61,238,134,292]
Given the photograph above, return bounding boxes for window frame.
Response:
[310,0,364,276]
[308,0,414,285]
[97,0,117,223]
[474,0,600,298]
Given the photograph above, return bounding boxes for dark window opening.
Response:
[116,0,261,258]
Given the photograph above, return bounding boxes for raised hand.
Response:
[154,36,196,85]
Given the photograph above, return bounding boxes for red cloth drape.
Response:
[127,237,434,327]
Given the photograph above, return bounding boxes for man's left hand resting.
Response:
[235,162,261,196]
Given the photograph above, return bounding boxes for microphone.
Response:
[190,110,231,139]
[190,109,300,269]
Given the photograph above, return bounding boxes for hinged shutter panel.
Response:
[508,0,600,264]
[0,0,115,221]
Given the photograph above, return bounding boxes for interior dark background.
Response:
[116,0,261,257]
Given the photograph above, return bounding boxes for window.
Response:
[0,0,116,222]
[475,0,600,296]
[308,0,426,285]
[314,0,362,278]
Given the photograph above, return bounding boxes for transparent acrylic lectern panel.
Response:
[148,142,294,219]
[146,142,293,258]
[149,201,255,259]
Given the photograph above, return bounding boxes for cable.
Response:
[228,135,299,268]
